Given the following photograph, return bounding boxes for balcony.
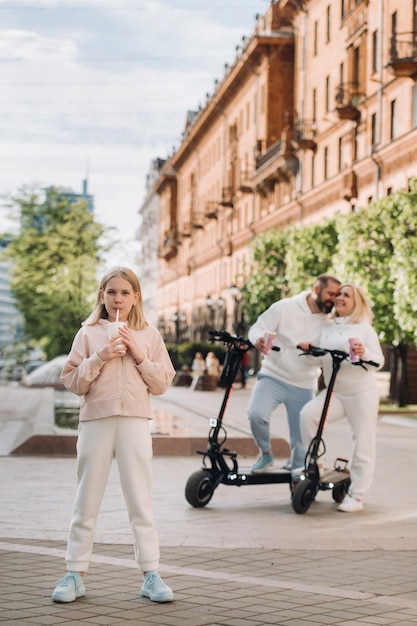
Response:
[205,201,218,219]
[220,187,234,208]
[342,170,358,202]
[192,212,205,229]
[239,170,253,193]
[159,229,177,260]
[180,223,192,238]
[335,83,362,122]
[255,139,282,170]
[387,32,417,79]
[293,119,317,152]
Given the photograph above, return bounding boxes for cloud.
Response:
[0,0,267,247]
[0,29,77,61]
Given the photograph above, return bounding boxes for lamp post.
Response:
[229,284,242,335]
[170,310,187,344]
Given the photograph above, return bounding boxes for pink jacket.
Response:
[61,319,176,422]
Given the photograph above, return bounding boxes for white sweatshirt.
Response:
[318,317,384,393]
[248,291,329,390]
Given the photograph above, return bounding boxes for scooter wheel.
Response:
[332,478,351,503]
[185,470,216,507]
[292,477,316,514]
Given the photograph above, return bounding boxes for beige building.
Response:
[154,0,417,342]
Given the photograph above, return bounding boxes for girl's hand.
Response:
[298,342,311,352]
[118,325,145,364]
[97,335,127,361]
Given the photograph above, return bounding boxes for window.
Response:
[390,99,397,140]
[338,137,343,171]
[391,11,397,37]
[314,21,318,56]
[311,153,315,187]
[324,146,329,180]
[372,30,378,73]
[312,88,317,121]
[260,85,265,114]
[371,112,377,148]
[326,5,331,42]
[325,76,330,112]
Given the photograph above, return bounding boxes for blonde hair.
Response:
[83,266,148,330]
[333,283,374,324]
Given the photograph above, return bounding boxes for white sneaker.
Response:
[338,495,363,513]
[52,571,85,603]
[141,571,174,603]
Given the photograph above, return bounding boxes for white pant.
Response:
[300,388,379,499]
[66,416,160,573]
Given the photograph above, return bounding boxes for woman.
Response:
[299,284,384,513]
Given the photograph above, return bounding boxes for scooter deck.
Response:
[319,468,350,483]
[220,467,292,486]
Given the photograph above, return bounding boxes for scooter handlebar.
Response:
[296,344,380,368]
[208,329,252,348]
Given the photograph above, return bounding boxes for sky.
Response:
[0,0,270,266]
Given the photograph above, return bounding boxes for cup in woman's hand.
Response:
[348,337,360,362]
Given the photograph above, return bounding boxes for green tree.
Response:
[285,219,339,293]
[241,229,289,325]
[333,184,417,405]
[3,187,107,359]
[390,181,417,347]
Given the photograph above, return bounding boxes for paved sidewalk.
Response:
[2,381,417,624]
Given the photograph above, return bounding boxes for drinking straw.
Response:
[116,309,119,323]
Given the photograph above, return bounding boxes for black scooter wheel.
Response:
[292,478,316,514]
[332,478,351,503]
[185,470,216,507]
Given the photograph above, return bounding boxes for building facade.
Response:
[155,0,417,341]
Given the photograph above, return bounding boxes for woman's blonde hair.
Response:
[84,266,148,330]
[333,283,374,324]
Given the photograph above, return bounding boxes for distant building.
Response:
[0,238,23,351]
[136,158,165,327]
[45,178,94,213]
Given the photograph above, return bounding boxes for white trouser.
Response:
[300,388,379,499]
[66,416,159,573]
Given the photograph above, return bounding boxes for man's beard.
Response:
[317,294,334,314]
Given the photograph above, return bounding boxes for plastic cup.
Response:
[107,321,126,355]
[348,337,360,362]
[263,331,277,354]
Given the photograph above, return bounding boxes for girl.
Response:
[299,284,384,512]
[52,267,176,603]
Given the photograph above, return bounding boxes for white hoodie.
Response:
[248,291,329,390]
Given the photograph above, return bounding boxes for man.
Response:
[247,274,341,473]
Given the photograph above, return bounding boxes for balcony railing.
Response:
[388,32,417,78]
[335,82,363,121]
[255,139,282,169]
[293,119,317,152]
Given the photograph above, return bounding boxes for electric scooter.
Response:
[184,329,294,507]
[291,345,380,514]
